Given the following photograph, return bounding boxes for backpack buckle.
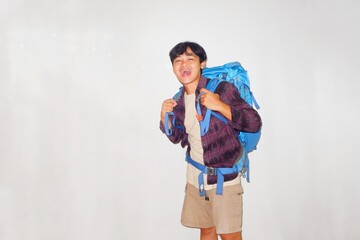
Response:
[207,167,217,176]
[240,168,247,178]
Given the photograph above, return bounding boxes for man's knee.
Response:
[219,231,242,240]
[200,226,217,240]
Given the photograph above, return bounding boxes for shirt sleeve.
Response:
[216,82,262,133]
[159,116,189,147]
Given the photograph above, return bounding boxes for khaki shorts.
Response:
[181,183,244,234]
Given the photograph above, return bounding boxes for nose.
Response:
[181,59,188,67]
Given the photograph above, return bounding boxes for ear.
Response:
[200,61,207,69]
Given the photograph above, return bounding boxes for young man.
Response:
[160,42,262,240]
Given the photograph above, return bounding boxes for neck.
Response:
[184,77,200,94]
[184,85,196,94]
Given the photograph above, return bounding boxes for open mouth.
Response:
[181,69,191,77]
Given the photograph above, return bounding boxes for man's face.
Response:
[172,47,206,88]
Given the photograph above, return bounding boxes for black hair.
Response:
[169,41,207,64]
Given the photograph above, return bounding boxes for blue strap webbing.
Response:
[243,154,250,183]
[164,112,173,136]
[164,112,184,136]
[250,91,260,110]
[185,153,246,196]
[164,87,184,136]
[196,79,225,136]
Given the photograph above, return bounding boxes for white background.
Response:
[1,0,360,239]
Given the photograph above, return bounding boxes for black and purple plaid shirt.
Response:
[160,76,262,184]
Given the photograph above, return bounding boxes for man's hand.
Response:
[160,99,177,125]
[199,88,222,111]
[199,88,232,121]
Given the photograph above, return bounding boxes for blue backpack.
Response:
[164,62,261,195]
[200,62,261,183]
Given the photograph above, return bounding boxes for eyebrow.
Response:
[173,51,197,62]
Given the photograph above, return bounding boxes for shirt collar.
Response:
[179,75,208,100]
[196,75,208,93]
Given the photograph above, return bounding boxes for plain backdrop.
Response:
[1,0,360,239]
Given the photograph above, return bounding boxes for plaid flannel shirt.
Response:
[160,76,262,184]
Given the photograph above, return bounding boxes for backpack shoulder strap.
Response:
[196,78,227,136]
